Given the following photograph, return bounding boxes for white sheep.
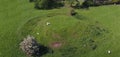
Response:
[36,32,39,35]
[107,50,111,54]
[46,22,50,25]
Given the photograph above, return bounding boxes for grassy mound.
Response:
[21,15,107,57]
[1,0,120,57]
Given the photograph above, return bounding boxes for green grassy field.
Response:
[77,5,120,57]
[0,0,120,57]
[0,0,43,57]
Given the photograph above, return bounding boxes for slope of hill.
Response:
[21,15,108,57]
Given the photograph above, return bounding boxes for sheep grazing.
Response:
[46,22,50,25]
[36,32,40,35]
[107,50,111,54]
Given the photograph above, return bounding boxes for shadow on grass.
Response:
[33,45,51,57]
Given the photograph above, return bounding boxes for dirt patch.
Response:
[50,42,62,48]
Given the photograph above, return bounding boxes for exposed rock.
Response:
[20,35,49,56]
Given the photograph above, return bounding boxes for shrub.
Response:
[65,0,80,8]
[35,0,50,9]
[29,0,36,2]
[70,9,77,16]
[81,0,90,9]
[82,0,120,7]
[34,0,64,9]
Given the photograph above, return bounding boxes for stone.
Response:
[20,35,40,56]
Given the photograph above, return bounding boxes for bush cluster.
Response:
[82,0,120,7]
[29,0,120,9]
[33,0,64,9]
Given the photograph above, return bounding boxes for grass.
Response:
[0,0,74,57]
[21,14,108,57]
[0,0,46,57]
[77,5,120,57]
[0,0,120,57]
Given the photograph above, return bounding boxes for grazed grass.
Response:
[0,0,120,57]
[21,15,108,57]
[0,0,71,57]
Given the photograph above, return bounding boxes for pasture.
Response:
[0,0,120,57]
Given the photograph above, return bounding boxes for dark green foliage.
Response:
[66,0,81,8]
[29,0,36,2]
[34,0,64,9]
[81,0,90,9]
[110,0,120,4]
[31,0,120,9]
[66,0,74,6]
[74,2,81,8]
[35,0,51,9]
[70,9,77,16]
[82,0,120,7]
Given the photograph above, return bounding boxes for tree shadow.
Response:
[33,45,53,57]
